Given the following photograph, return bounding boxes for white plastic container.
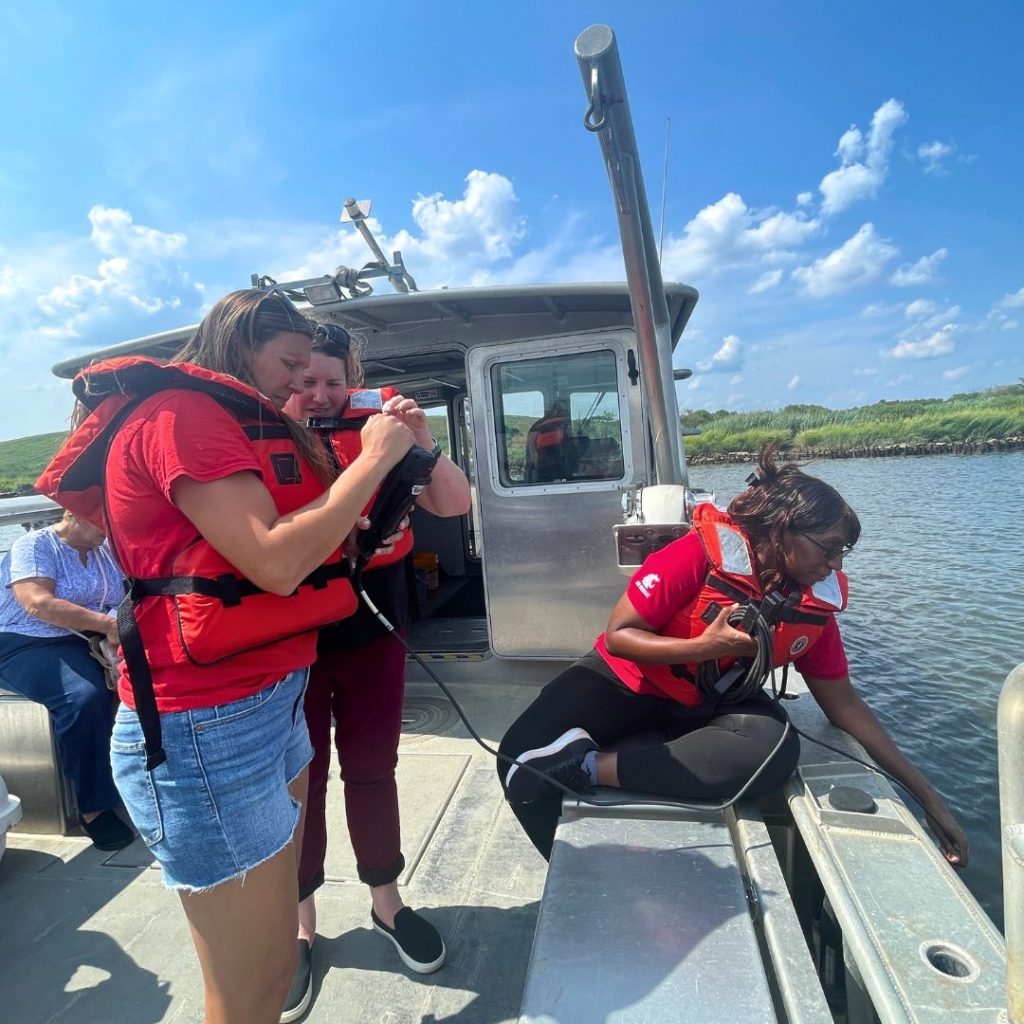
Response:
[0,770,22,863]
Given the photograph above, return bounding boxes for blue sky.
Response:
[1,1,1021,441]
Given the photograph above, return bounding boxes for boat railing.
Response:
[1000,660,1024,1022]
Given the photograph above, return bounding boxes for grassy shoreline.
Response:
[2,382,1022,493]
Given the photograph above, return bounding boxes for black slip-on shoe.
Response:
[371,907,446,974]
[279,938,312,1023]
[79,810,135,851]
[503,727,597,804]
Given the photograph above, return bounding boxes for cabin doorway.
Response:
[405,392,488,659]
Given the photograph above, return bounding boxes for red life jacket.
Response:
[637,503,848,703]
[311,387,414,569]
[36,357,358,767]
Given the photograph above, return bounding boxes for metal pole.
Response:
[575,24,686,487]
[342,198,411,294]
[999,661,1024,1022]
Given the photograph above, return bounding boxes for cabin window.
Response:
[422,405,452,455]
[491,350,626,486]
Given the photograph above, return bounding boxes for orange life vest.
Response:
[311,387,414,569]
[638,503,848,701]
[36,357,358,767]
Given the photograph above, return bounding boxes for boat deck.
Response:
[0,680,546,1024]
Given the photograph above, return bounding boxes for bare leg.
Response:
[182,845,299,1024]
[181,768,309,1024]
[297,894,317,945]
[595,751,620,788]
[370,880,405,929]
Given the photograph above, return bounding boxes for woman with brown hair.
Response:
[498,446,968,867]
[279,324,470,1018]
[37,289,416,1024]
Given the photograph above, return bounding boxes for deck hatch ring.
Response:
[828,785,877,814]
[400,694,457,740]
[919,941,980,982]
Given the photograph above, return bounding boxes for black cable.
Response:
[355,573,913,816]
[355,574,789,812]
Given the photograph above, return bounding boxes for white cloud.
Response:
[887,326,956,359]
[697,334,742,372]
[31,207,192,337]
[796,192,814,207]
[660,193,819,280]
[918,140,955,175]
[281,171,533,289]
[819,99,908,215]
[943,366,970,380]
[88,205,186,260]
[904,299,937,318]
[860,301,902,317]
[998,286,1024,309]
[787,374,800,390]
[408,170,525,264]
[792,223,899,297]
[0,204,205,438]
[918,305,960,332]
[890,247,948,287]
[749,269,783,294]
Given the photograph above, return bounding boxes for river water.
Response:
[691,451,1023,927]
[2,452,1020,925]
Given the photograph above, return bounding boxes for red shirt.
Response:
[106,390,318,712]
[595,530,848,703]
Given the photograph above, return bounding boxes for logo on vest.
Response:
[789,635,810,657]
[635,573,660,598]
[270,453,302,485]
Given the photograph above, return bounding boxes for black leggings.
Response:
[497,650,799,859]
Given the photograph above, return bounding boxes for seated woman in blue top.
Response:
[0,511,134,850]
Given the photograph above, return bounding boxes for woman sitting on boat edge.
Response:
[498,445,968,868]
[0,511,133,851]
[35,289,417,1024]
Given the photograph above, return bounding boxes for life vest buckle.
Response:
[215,573,243,607]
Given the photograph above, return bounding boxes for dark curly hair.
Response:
[728,444,861,593]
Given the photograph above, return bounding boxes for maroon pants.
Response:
[298,633,407,899]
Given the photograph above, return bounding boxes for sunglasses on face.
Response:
[802,534,855,561]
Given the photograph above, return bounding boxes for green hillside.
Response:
[0,431,66,493]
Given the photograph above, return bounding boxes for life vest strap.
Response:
[243,424,294,441]
[705,574,829,626]
[129,560,352,606]
[117,593,167,771]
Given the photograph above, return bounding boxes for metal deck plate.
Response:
[519,814,777,1023]
[787,764,1006,1023]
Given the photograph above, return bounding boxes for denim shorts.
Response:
[111,668,313,892]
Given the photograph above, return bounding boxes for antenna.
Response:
[658,117,671,264]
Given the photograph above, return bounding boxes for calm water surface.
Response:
[2,452,1021,925]
[692,451,1024,927]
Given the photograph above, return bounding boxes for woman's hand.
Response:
[344,515,410,560]
[381,394,434,450]
[924,801,970,868]
[104,618,120,647]
[359,412,417,470]
[805,674,970,870]
[694,605,758,662]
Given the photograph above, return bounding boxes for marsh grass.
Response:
[683,382,1024,456]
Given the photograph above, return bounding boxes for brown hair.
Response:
[728,443,861,593]
[171,289,334,485]
[311,321,364,388]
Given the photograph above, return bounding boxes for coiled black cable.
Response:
[354,572,926,818]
